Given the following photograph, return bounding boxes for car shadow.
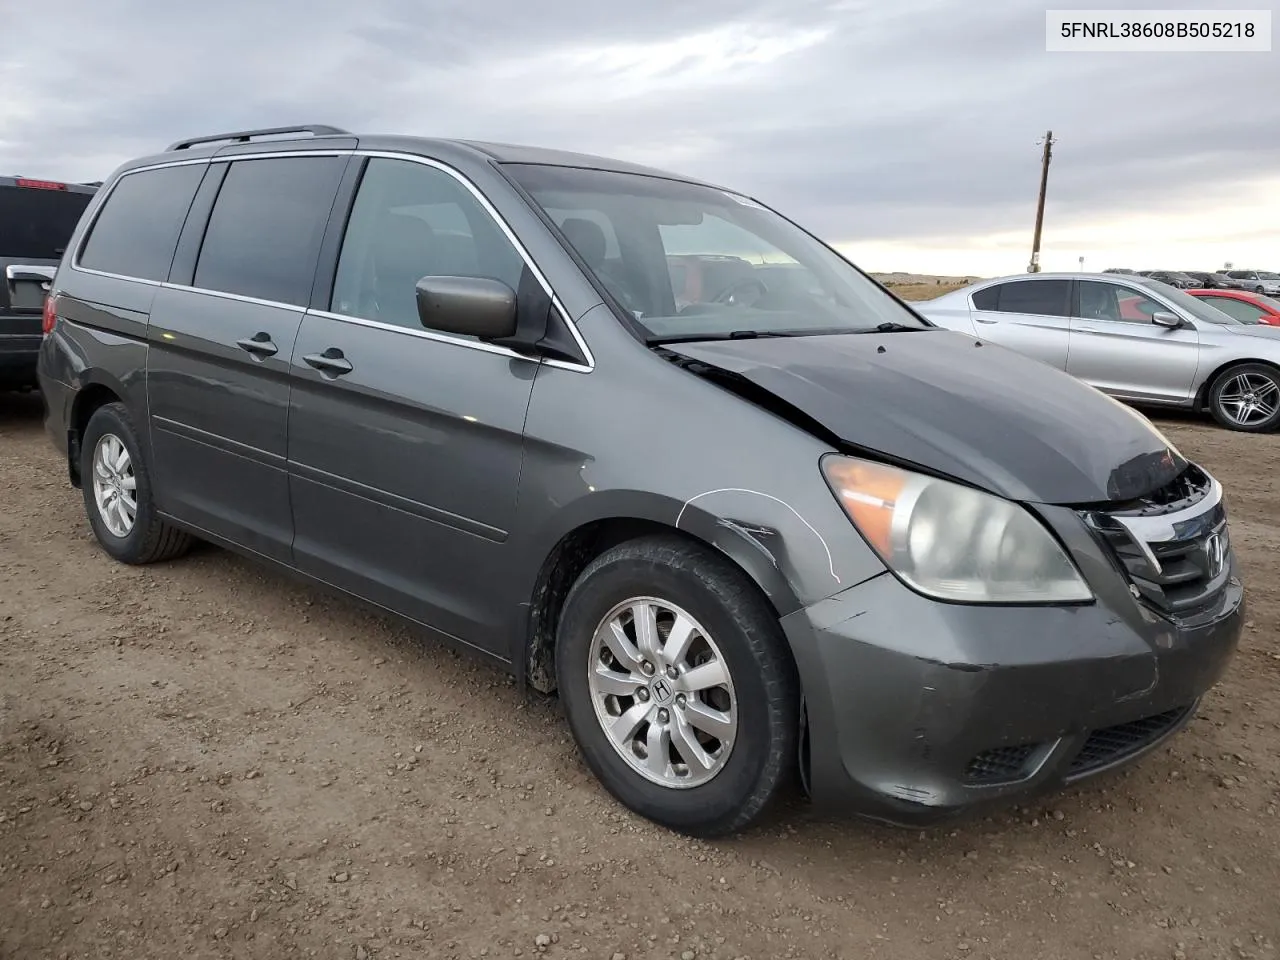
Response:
[0,389,44,427]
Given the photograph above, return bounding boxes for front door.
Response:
[287,156,543,654]
[1065,280,1201,403]
[147,154,347,562]
[968,278,1072,369]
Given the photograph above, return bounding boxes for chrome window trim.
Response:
[307,308,592,373]
[68,148,596,374]
[308,308,533,361]
[71,266,164,287]
[160,281,306,310]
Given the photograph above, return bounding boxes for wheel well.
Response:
[1194,358,1280,410]
[523,518,784,695]
[68,384,121,486]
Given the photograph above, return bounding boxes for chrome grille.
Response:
[1083,466,1231,620]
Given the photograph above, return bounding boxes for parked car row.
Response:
[32,125,1242,837]
[1105,268,1280,293]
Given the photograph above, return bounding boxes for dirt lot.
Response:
[2,390,1278,960]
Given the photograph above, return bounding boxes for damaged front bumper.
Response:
[782,554,1243,826]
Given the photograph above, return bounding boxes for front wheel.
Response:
[1207,363,1280,432]
[556,535,799,837]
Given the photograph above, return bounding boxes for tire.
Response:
[555,534,799,837]
[1207,363,1280,433]
[1255,285,1266,295]
[80,402,192,564]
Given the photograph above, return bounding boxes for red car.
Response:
[1188,288,1280,326]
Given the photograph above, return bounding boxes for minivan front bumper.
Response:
[783,560,1243,826]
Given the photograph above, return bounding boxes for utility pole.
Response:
[1028,130,1056,273]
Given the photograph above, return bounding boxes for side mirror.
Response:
[415,276,518,341]
[1151,311,1183,329]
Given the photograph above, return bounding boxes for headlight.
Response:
[821,455,1092,603]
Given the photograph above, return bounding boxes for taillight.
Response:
[42,295,58,335]
[17,178,68,191]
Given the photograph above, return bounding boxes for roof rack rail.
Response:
[165,124,352,152]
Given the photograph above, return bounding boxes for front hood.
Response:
[667,329,1185,505]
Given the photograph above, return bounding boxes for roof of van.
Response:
[119,125,728,190]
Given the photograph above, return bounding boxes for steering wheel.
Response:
[713,277,768,307]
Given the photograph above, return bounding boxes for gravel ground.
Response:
[2,391,1278,960]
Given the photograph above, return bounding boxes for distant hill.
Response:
[869,273,979,301]
[870,272,983,286]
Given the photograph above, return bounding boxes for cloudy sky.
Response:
[2,0,1276,275]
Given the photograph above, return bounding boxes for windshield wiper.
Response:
[647,323,925,346]
[646,330,798,346]
[861,321,926,333]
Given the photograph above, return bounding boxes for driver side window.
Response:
[1077,280,1165,325]
[331,158,525,334]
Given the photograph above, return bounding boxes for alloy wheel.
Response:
[92,433,138,538]
[1218,372,1280,428]
[587,597,737,789]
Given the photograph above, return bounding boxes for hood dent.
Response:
[664,331,1184,505]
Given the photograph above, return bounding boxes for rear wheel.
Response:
[1207,363,1280,433]
[556,535,799,837]
[81,402,192,563]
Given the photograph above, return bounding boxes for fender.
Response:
[508,486,885,691]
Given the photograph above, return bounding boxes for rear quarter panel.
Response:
[42,269,156,459]
[913,293,975,335]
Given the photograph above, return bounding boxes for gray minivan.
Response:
[39,125,1243,836]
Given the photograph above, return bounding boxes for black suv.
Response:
[38,126,1242,836]
[1,175,97,390]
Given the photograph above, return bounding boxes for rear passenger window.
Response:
[194,156,345,307]
[994,279,1071,317]
[971,285,1000,311]
[78,165,205,281]
[330,157,525,332]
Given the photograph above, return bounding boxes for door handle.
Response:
[303,347,353,376]
[973,316,998,324]
[236,332,278,357]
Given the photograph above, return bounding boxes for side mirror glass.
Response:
[415,276,518,341]
[1151,311,1183,329]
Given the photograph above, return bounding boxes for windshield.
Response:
[504,164,927,341]
[1134,276,1243,324]
[1259,272,1280,280]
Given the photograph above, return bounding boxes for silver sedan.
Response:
[915,272,1280,432]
